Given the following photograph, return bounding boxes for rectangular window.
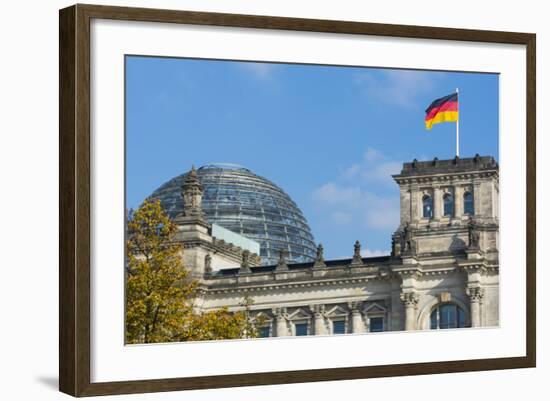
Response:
[369,317,384,332]
[332,320,346,334]
[259,326,270,338]
[295,322,308,336]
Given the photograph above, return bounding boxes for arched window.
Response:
[443,193,454,217]
[464,191,474,215]
[430,304,466,329]
[422,194,433,219]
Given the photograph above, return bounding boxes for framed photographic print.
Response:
[59,3,536,397]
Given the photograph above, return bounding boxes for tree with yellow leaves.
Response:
[125,199,263,344]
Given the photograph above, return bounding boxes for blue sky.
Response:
[126,56,499,259]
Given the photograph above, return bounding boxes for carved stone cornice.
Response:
[460,263,487,275]
[393,268,422,280]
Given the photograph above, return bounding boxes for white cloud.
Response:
[342,147,402,186]
[355,69,442,108]
[313,182,362,205]
[360,161,402,184]
[361,248,390,257]
[312,147,402,232]
[312,181,399,231]
[363,147,384,163]
[330,211,352,224]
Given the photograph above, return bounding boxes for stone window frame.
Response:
[325,305,349,335]
[420,189,434,220]
[287,308,312,336]
[429,302,467,330]
[442,190,455,218]
[363,302,388,332]
[417,294,471,330]
[253,311,273,338]
[463,187,475,216]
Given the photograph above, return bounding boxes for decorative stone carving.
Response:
[466,286,485,302]
[439,291,452,303]
[180,166,205,220]
[351,240,363,265]
[400,292,419,307]
[313,243,326,268]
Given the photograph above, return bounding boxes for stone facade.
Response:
[175,156,499,335]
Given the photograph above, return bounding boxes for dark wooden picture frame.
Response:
[59,3,536,397]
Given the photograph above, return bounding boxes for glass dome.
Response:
[150,164,317,265]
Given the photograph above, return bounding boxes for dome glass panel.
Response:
[150,164,317,265]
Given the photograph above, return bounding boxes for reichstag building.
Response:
[150,155,499,336]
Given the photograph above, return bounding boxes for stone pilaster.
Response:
[312,305,326,335]
[467,287,485,327]
[400,292,419,331]
[349,302,365,333]
[274,308,289,337]
[433,186,442,220]
[410,184,420,223]
[454,185,464,218]
[473,181,482,217]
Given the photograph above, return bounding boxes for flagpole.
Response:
[456,88,460,157]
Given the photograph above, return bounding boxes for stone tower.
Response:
[390,155,499,330]
[391,155,499,260]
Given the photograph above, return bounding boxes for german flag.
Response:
[425,92,458,130]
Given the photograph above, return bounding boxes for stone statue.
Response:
[241,250,250,268]
[402,222,413,252]
[276,249,289,271]
[239,250,251,274]
[313,243,326,268]
[468,218,480,249]
[204,253,212,274]
[351,240,362,265]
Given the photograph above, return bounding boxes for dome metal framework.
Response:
[150,164,317,265]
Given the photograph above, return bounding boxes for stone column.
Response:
[410,185,420,222]
[467,287,484,327]
[313,305,326,335]
[274,308,288,337]
[400,187,411,227]
[454,185,464,218]
[433,186,442,219]
[400,292,419,330]
[351,309,365,333]
[348,302,365,333]
[473,181,482,217]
